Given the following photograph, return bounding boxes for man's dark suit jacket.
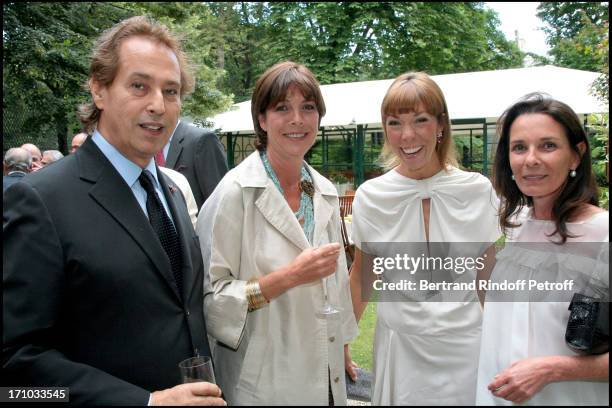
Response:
[166,121,228,209]
[3,171,26,191]
[3,137,211,405]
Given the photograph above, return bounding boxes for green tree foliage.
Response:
[209,2,523,101]
[3,2,130,152]
[208,2,270,102]
[537,2,608,47]
[537,2,609,101]
[258,2,522,86]
[590,20,609,103]
[3,2,231,153]
[587,113,609,203]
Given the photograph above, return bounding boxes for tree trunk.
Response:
[217,46,225,70]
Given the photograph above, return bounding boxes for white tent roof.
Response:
[208,65,606,133]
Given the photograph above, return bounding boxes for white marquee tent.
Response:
[208,65,606,134]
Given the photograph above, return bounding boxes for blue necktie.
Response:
[139,170,183,295]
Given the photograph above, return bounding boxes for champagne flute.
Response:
[179,356,216,384]
[316,277,342,318]
[316,243,342,319]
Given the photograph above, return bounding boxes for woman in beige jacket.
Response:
[196,61,358,405]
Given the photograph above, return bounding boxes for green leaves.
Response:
[537,2,608,102]
[3,2,129,151]
[3,2,231,153]
[587,113,609,191]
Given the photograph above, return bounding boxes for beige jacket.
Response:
[196,151,358,405]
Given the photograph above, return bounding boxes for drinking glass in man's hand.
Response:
[179,356,216,384]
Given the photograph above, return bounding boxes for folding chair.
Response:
[340,206,354,267]
[339,194,354,216]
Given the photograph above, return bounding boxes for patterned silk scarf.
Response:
[260,150,315,245]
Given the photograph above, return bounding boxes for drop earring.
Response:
[436,131,443,144]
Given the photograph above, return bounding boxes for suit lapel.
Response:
[79,139,182,302]
[165,122,185,169]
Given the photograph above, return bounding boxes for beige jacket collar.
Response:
[235,151,338,251]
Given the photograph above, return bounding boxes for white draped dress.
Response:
[352,167,501,405]
[476,210,609,406]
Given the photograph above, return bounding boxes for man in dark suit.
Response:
[3,147,31,191]
[3,16,224,406]
[162,120,228,209]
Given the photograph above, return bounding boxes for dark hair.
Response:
[493,92,599,243]
[380,72,457,170]
[251,61,326,151]
[78,16,194,133]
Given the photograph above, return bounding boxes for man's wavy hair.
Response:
[492,92,599,244]
[78,16,194,133]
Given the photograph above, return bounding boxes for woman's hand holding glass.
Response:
[257,243,341,313]
[287,243,342,317]
[286,243,340,286]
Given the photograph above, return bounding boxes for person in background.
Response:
[71,132,89,153]
[156,119,228,209]
[20,143,43,172]
[197,61,358,405]
[476,92,608,405]
[41,150,64,167]
[345,72,500,405]
[3,15,223,406]
[3,147,32,191]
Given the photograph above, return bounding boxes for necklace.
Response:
[260,151,315,244]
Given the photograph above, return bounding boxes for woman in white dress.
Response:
[345,72,501,405]
[197,61,357,405]
[476,93,609,405]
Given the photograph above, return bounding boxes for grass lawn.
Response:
[349,302,377,372]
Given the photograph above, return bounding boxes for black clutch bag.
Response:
[565,293,609,355]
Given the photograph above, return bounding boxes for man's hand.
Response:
[151,382,226,406]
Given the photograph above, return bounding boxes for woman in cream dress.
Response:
[476,93,608,405]
[345,72,501,405]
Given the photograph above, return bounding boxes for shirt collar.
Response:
[92,129,159,188]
